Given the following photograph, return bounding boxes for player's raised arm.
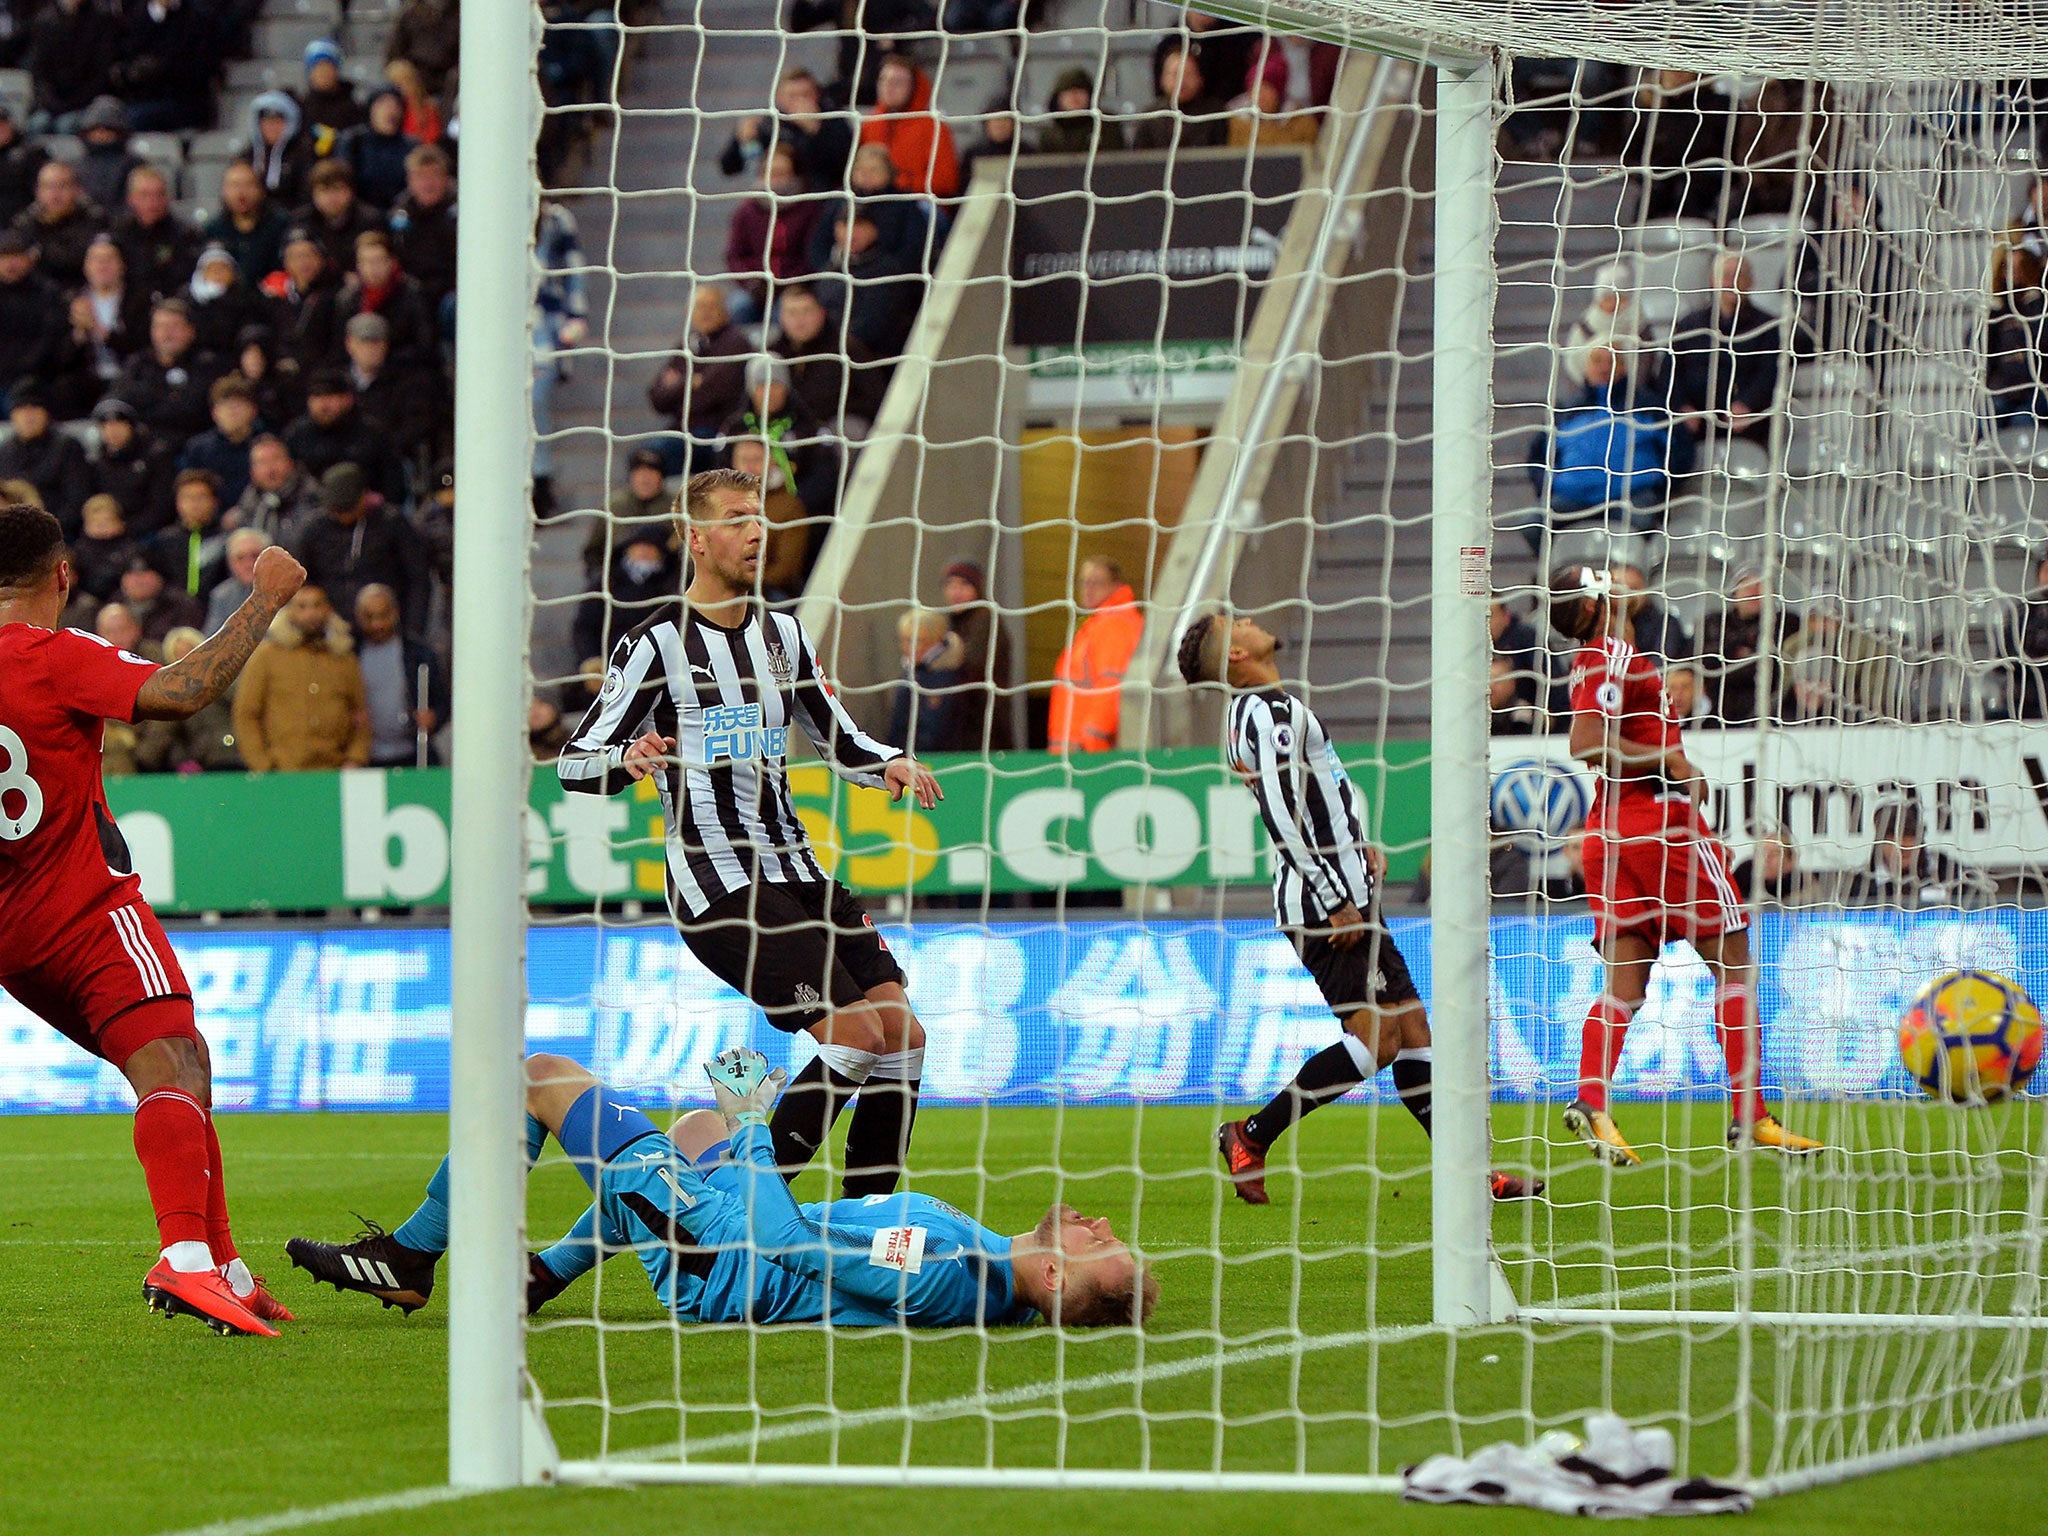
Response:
[558,627,674,796]
[133,546,306,721]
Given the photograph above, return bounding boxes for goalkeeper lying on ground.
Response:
[288,1050,1157,1329]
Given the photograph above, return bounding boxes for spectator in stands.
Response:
[647,285,748,440]
[0,381,90,533]
[1988,243,2048,425]
[784,0,931,110]
[1792,178,1885,361]
[1613,559,1691,663]
[773,281,884,436]
[186,245,267,356]
[117,552,203,641]
[0,104,48,228]
[531,198,587,519]
[572,528,680,661]
[1781,588,1898,723]
[2004,547,2048,719]
[230,432,321,542]
[1731,829,1821,908]
[720,68,856,193]
[1228,47,1320,152]
[726,433,807,600]
[387,143,457,316]
[243,91,316,209]
[47,234,147,418]
[15,159,103,288]
[807,142,932,272]
[133,624,241,771]
[116,297,220,441]
[956,98,1021,188]
[180,375,264,505]
[384,59,444,146]
[284,369,404,504]
[1623,68,1735,222]
[941,559,1013,751]
[0,230,57,409]
[1179,12,1264,105]
[26,0,116,134]
[1524,346,1691,537]
[270,228,343,378]
[73,96,140,213]
[232,582,372,772]
[231,322,300,428]
[815,203,920,359]
[415,455,453,603]
[335,229,437,370]
[887,607,963,753]
[293,461,427,632]
[1133,42,1231,151]
[71,493,138,601]
[598,446,671,576]
[1490,596,1543,730]
[1665,663,1708,722]
[1490,655,1536,735]
[147,467,228,602]
[203,526,268,633]
[354,582,447,766]
[345,309,444,466]
[202,164,290,286]
[292,159,385,277]
[859,56,960,200]
[1695,565,1798,725]
[386,0,461,100]
[1842,800,1991,911]
[110,165,197,306]
[96,600,157,663]
[1033,68,1124,158]
[88,395,175,534]
[340,87,418,210]
[1734,80,1831,220]
[109,0,219,133]
[1562,261,1647,391]
[1665,254,1780,445]
[1049,556,1143,754]
[721,357,839,517]
[300,39,365,147]
[723,142,819,324]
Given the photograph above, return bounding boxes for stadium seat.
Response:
[1728,214,1808,316]
[1629,218,1718,339]
[0,68,28,123]
[933,54,1016,119]
[128,133,185,169]
[226,58,301,92]
[340,17,391,60]
[251,17,331,60]
[260,0,342,22]
[40,135,83,164]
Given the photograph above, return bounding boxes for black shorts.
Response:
[1290,917,1420,1022]
[679,879,906,1034]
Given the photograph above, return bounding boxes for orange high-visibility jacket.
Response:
[1048,585,1142,753]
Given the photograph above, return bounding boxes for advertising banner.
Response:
[2,912,2031,1114]
[101,747,1432,914]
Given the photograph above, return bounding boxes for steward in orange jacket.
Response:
[1049,567,1142,754]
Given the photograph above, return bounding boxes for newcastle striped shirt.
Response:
[1225,688,1375,928]
[558,602,900,917]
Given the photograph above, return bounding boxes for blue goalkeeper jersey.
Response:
[581,1120,1036,1328]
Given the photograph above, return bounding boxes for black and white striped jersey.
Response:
[1225,688,1375,927]
[558,602,900,918]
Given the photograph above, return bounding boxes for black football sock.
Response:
[1241,1034,1374,1150]
[1391,1047,1434,1136]
[840,1049,923,1199]
[768,1054,867,1179]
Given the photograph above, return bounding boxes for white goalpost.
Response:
[447,0,2048,1499]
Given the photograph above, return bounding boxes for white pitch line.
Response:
[149,1484,480,1536]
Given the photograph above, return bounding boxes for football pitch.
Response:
[2,1104,2042,1536]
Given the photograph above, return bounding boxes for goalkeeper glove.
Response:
[704,1047,787,1126]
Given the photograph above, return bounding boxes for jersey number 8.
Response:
[0,726,45,841]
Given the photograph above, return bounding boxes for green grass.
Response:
[1,1105,2043,1536]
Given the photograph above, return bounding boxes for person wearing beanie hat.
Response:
[1035,67,1125,157]
[291,457,427,634]
[88,393,179,536]
[283,366,404,505]
[940,559,1015,751]
[0,226,60,415]
[302,40,365,148]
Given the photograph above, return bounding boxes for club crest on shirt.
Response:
[764,640,794,687]
[793,981,822,1008]
[599,667,626,703]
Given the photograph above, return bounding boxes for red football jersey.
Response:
[0,624,160,970]
[1568,635,1688,828]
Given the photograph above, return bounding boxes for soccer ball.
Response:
[1897,969,2045,1105]
[1489,759,1590,851]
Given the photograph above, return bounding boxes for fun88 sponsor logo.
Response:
[703,704,789,762]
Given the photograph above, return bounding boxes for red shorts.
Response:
[1584,807,1747,950]
[0,900,198,1067]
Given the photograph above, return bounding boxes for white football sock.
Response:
[162,1240,214,1274]
[221,1257,255,1297]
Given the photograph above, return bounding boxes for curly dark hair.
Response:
[0,502,64,592]
[1176,612,1220,687]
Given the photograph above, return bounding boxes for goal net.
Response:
[446,0,2048,1497]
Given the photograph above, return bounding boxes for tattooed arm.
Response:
[133,547,308,721]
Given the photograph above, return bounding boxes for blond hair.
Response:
[681,468,761,523]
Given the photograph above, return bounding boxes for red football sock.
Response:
[1716,981,1764,1125]
[203,1112,237,1265]
[1577,994,1636,1111]
[133,1089,211,1251]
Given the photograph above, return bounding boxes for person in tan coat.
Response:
[232,584,372,771]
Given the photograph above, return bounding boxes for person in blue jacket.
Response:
[1524,345,1694,540]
